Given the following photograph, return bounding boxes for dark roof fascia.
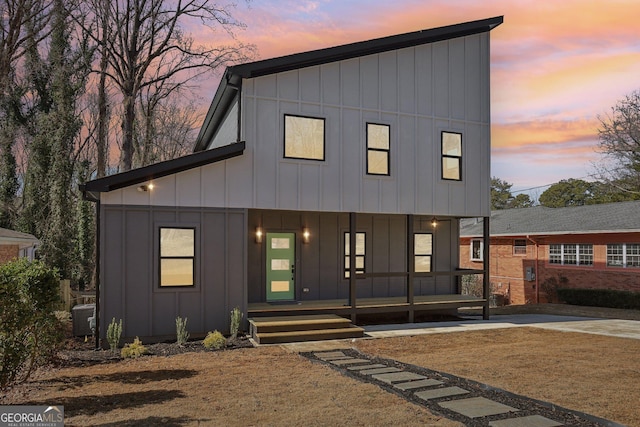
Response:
[230,16,503,79]
[194,16,503,152]
[81,141,246,201]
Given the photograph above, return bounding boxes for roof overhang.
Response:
[194,16,503,151]
[461,229,640,239]
[81,141,246,202]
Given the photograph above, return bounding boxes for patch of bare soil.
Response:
[1,304,638,426]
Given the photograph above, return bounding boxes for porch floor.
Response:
[248,294,486,318]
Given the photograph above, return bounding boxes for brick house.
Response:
[0,227,39,265]
[460,201,640,305]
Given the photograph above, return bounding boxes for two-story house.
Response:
[82,16,503,344]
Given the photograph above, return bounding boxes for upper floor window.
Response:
[442,131,462,181]
[414,233,433,272]
[513,239,527,255]
[284,114,325,161]
[549,243,593,266]
[471,239,483,261]
[607,243,640,268]
[160,227,195,287]
[366,123,390,175]
[344,232,365,278]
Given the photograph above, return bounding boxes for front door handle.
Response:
[291,264,295,280]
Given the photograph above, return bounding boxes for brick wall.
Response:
[0,244,19,265]
[460,232,640,305]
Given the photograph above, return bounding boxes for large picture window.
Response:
[366,123,390,175]
[549,244,593,266]
[284,114,325,161]
[160,227,195,287]
[415,233,433,272]
[344,232,365,278]
[442,131,462,181]
[607,243,640,268]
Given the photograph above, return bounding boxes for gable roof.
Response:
[0,227,39,249]
[460,200,640,237]
[194,16,504,151]
[81,141,245,201]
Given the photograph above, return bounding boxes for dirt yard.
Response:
[2,305,639,426]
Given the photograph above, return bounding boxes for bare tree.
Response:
[83,0,255,172]
[597,90,640,196]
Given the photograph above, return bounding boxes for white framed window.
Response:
[607,243,640,268]
[513,239,527,255]
[414,233,433,272]
[549,244,593,266]
[344,232,365,278]
[471,239,483,261]
[441,131,462,181]
[159,227,195,287]
[366,123,390,176]
[284,114,325,161]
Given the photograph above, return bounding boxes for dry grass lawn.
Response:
[2,305,639,426]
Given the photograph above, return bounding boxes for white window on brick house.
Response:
[470,239,483,261]
[513,239,527,255]
[548,243,593,266]
[607,243,640,268]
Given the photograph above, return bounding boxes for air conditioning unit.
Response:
[72,303,95,336]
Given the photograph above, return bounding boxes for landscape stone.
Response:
[440,397,518,418]
[415,386,469,400]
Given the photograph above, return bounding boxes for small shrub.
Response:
[229,307,243,340]
[107,318,123,352]
[557,288,640,310]
[461,274,483,297]
[121,337,148,358]
[0,259,63,390]
[203,330,226,350]
[176,316,189,346]
[540,274,568,303]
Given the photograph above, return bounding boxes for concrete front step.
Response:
[248,314,365,344]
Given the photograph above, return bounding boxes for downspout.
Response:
[526,235,539,304]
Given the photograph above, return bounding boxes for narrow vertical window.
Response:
[414,233,433,272]
[366,123,390,175]
[471,239,483,261]
[284,114,325,160]
[160,228,195,287]
[442,131,462,181]
[344,232,365,278]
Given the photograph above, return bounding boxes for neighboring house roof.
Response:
[460,200,640,237]
[194,15,504,152]
[80,141,246,201]
[0,227,40,249]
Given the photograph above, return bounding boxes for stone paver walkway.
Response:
[303,349,623,427]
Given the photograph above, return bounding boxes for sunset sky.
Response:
[195,0,640,196]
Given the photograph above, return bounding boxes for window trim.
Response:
[607,243,640,268]
[470,238,483,261]
[283,114,326,161]
[513,239,527,256]
[158,226,197,288]
[414,233,433,273]
[548,243,593,266]
[344,231,366,279]
[441,131,462,181]
[366,122,390,176]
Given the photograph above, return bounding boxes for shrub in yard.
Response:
[0,259,63,390]
[107,318,123,352]
[176,316,189,346]
[229,307,243,340]
[557,288,640,310]
[121,337,148,358]
[203,330,226,350]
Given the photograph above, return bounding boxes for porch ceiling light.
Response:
[303,228,310,243]
[255,227,263,243]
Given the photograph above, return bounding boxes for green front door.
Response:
[266,232,296,301]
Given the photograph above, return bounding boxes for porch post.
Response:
[482,216,491,320]
[407,214,414,323]
[349,212,357,323]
